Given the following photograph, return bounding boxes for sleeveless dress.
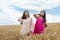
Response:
[18,17,33,36]
[33,17,44,35]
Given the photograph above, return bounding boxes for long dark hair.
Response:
[22,10,30,19]
[40,10,46,22]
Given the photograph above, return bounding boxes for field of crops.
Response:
[0,23,60,40]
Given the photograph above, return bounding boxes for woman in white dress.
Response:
[18,10,33,36]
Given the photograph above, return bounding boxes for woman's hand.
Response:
[27,31,33,36]
[44,23,47,28]
[30,31,32,34]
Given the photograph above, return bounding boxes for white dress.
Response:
[18,17,33,36]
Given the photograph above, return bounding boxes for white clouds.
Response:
[2,0,60,11]
[5,0,60,10]
[5,0,60,11]
[0,0,60,25]
[46,14,60,23]
[0,0,22,25]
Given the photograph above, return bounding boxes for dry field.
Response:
[0,23,60,40]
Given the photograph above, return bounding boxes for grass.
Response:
[0,23,60,40]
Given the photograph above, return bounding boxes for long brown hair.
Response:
[22,10,30,19]
[40,10,46,22]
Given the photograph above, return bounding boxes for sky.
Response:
[0,0,60,25]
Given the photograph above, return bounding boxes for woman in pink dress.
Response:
[33,10,47,35]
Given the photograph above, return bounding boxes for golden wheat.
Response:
[0,23,60,40]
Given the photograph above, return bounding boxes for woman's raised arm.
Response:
[18,16,23,24]
[33,14,39,18]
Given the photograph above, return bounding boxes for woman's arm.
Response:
[18,17,23,24]
[33,14,39,18]
[30,18,34,33]
[44,22,47,28]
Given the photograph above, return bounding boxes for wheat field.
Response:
[0,23,60,40]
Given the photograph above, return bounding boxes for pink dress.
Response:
[33,17,44,35]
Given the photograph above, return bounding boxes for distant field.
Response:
[0,23,60,40]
